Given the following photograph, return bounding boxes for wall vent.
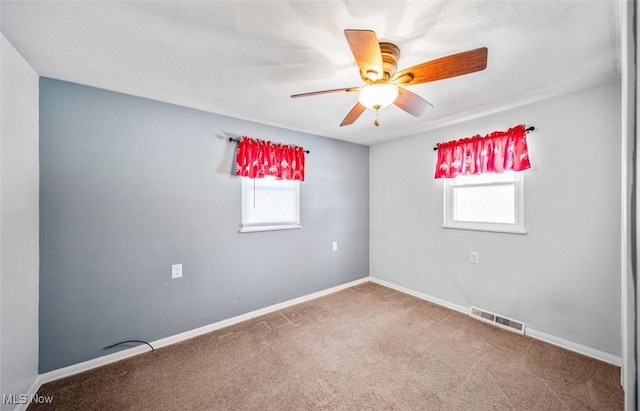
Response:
[469,306,525,335]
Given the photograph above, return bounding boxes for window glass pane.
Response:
[452,184,515,224]
[443,171,524,234]
[241,177,300,228]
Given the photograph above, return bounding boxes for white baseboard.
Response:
[39,277,369,385]
[370,276,622,367]
[370,276,468,314]
[7,375,42,411]
[526,327,622,366]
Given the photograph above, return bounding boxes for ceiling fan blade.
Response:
[393,47,488,86]
[340,103,366,127]
[291,87,359,98]
[344,29,384,80]
[393,87,433,117]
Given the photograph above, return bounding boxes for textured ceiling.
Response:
[1,1,620,145]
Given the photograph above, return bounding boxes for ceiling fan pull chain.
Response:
[374,105,381,126]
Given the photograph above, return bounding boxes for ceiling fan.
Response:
[291,29,488,127]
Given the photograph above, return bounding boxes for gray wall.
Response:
[39,78,369,373]
[0,33,40,410]
[621,0,636,403]
[370,81,622,358]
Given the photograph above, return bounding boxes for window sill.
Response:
[240,224,302,233]
[442,222,527,235]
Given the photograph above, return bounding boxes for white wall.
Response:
[0,33,39,410]
[370,81,622,360]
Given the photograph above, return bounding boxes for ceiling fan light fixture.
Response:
[358,83,399,110]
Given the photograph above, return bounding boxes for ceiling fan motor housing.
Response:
[379,42,400,79]
[361,42,401,81]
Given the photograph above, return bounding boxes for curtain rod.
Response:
[432,126,535,151]
[228,137,310,154]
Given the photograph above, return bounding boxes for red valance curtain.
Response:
[235,136,305,181]
[434,124,531,179]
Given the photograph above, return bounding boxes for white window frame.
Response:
[443,171,526,235]
[240,176,301,233]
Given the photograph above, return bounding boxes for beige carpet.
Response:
[30,282,623,410]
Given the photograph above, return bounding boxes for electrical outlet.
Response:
[171,264,183,279]
[332,241,338,251]
[469,252,479,264]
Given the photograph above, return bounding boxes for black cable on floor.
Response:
[103,340,155,352]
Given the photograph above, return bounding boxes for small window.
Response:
[443,171,526,234]
[240,176,301,233]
